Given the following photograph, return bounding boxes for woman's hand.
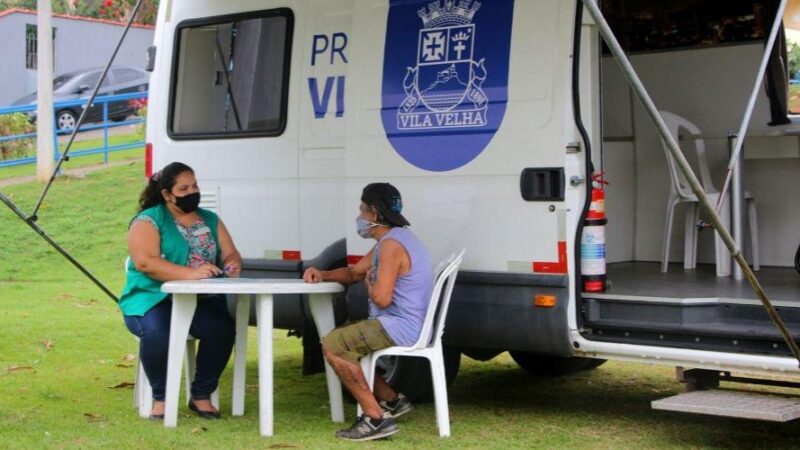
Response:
[223,261,241,278]
[303,267,323,283]
[187,263,223,280]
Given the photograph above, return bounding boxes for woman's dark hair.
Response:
[138,162,194,212]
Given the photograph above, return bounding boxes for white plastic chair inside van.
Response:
[658,111,759,276]
[359,249,465,437]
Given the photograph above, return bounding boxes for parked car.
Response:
[11,66,149,131]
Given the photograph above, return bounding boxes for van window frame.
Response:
[167,8,294,140]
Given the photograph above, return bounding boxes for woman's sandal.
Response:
[188,398,221,419]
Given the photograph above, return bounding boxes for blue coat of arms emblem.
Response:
[382,0,515,172]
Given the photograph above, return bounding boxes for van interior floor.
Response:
[580,262,800,356]
[600,261,800,303]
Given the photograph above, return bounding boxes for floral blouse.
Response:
[131,215,218,268]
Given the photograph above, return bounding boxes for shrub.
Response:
[0,113,35,161]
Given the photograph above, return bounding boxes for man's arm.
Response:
[303,247,374,285]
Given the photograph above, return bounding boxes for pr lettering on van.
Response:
[309,32,348,119]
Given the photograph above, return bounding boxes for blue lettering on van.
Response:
[382,0,514,172]
[312,32,349,66]
[336,75,345,117]
[331,32,349,64]
[310,32,348,118]
[312,34,329,66]
[309,76,346,118]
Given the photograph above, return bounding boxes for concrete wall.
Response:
[0,11,154,106]
[603,43,800,267]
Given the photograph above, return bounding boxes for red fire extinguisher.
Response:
[581,172,608,292]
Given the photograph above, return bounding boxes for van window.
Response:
[169,9,293,139]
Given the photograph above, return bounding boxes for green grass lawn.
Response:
[0,132,144,182]
[1,162,800,448]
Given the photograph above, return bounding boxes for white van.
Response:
[146,0,800,415]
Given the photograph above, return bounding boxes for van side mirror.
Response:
[75,85,91,94]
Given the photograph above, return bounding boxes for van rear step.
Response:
[652,390,800,422]
[580,294,800,356]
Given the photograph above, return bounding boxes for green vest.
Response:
[118,203,221,316]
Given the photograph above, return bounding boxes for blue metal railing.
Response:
[0,91,148,169]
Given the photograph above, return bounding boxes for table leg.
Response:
[256,294,274,437]
[232,294,250,416]
[308,293,345,423]
[164,293,197,428]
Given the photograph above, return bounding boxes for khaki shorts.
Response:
[321,319,395,364]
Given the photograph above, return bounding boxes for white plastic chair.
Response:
[133,338,219,417]
[659,111,759,276]
[359,249,466,437]
[125,257,220,417]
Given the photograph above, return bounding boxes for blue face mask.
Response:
[356,217,380,239]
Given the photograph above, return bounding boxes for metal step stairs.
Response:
[652,389,800,422]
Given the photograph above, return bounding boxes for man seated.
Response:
[303,183,434,442]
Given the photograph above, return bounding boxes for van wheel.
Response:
[372,346,461,404]
[509,351,606,376]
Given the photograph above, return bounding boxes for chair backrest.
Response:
[659,111,717,198]
[409,249,466,351]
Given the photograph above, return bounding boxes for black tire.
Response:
[372,346,462,404]
[509,351,606,376]
[56,109,78,131]
[111,114,128,122]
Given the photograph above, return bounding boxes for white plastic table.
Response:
[161,278,345,436]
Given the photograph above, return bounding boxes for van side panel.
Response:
[152,1,306,260]
[299,0,353,258]
[343,0,580,355]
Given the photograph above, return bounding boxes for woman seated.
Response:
[119,162,242,420]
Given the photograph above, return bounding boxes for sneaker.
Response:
[335,413,399,441]
[380,393,414,419]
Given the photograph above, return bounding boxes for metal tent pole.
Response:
[581,0,800,366]
[0,192,119,302]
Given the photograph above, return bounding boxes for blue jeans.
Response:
[124,295,235,402]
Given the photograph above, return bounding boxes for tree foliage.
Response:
[789,41,800,80]
[0,0,159,26]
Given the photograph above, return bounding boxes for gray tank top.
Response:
[369,227,434,346]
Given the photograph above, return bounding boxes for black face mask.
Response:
[173,192,201,213]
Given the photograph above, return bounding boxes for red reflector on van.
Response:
[282,250,302,261]
[347,255,364,266]
[532,241,568,274]
[145,143,153,178]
